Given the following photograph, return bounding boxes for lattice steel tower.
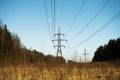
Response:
[82,49,89,63]
[52,27,67,57]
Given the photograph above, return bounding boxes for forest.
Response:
[0,24,66,65]
[92,38,120,62]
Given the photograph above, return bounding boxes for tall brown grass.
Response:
[0,62,120,80]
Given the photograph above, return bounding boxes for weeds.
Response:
[0,62,120,80]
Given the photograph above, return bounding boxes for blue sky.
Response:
[0,0,120,62]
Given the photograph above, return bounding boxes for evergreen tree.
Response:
[92,38,120,62]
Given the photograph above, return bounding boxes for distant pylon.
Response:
[82,49,89,63]
[73,50,78,62]
[52,27,67,57]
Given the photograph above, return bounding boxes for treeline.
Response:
[92,38,120,62]
[0,24,66,65]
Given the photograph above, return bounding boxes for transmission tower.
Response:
[73,50,78,62]
[52,27,67,57]
[82,49,89,63]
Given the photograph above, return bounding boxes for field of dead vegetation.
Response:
[0,62,120,80]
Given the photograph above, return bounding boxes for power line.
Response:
[69,0,110,41]
[66,42,72,53]
[53,0,56,34]
[66,0,86,34]
[65,42,75,60]
[71,10,120,48]
[51,0,54,38]
[62,36,74,59]
[43,0,52,40]
[63,36,73,52]
[51,0,56,39]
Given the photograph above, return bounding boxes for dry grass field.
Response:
[0,62,120,80]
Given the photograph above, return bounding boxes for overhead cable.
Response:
[71,10,120,48]
[69,0,110,41]
[66,0,86,34]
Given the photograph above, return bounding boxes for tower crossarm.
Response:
[53,45,65,48]
[52,39,67,42]
[54,33,64,36]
